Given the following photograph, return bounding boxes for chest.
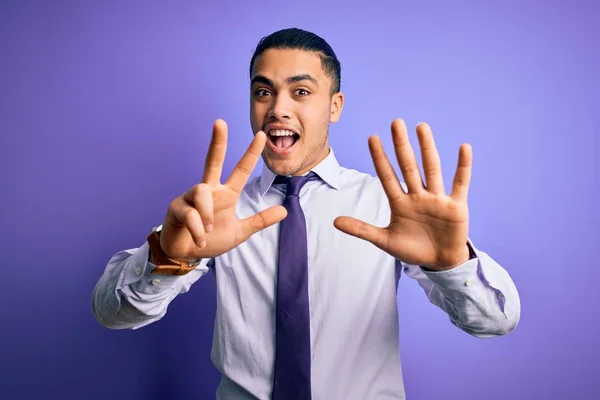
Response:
[213,184,398,309]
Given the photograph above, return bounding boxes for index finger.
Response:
[202,119,228,184]
[368,135,405,204]
[225,131,267,194]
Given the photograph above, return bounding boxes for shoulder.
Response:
[336,166,389,209]
[336,165,395,222]
[338,165,383,192]
[338,164,408,196]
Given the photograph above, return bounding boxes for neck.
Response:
[291,140,330,176]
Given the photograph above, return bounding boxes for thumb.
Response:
[239,205,288,241]
[333,216,388,249]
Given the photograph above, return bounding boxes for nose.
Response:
[267,93,293,120]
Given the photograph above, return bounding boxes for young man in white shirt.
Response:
[93,27,520,400]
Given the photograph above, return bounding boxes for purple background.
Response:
[2,0,598,399]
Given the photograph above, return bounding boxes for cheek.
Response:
[250,106,262,130]
[303,106,331,138]
[300,103,329,127]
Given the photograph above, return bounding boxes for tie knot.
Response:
[275,171,318,196]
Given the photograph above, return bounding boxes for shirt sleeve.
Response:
[92,240,212,330]
[400,239,521,338]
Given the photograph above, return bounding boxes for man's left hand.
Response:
[334,118,472,271]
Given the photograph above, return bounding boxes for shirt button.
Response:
[151,279,161,286]
[135,267,142,276]
[464,279,473,286]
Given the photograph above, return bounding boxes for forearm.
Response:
[92,241,210,330]
[404,240,521,338]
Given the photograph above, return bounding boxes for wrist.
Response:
[146,226,202,276]
[148,250,158,266]
[447,242,476,269]
[422,243,475,272]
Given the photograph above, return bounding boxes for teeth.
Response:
[269,129,296,137]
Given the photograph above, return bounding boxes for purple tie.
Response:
[272,172,319,400]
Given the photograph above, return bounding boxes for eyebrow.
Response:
[251,74,319,87]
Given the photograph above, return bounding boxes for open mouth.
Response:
[268,129,300,150]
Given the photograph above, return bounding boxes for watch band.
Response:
[146,230,201,276]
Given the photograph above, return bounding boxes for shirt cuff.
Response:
[118,241,184,294]
[419,240,507,313]
[419,255,481,300]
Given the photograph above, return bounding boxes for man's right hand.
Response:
[158,119,287,263]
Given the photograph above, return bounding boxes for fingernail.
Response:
[206,224,213,233]
[200,240,206,248]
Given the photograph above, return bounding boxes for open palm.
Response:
[334,119,472,270]
[161,120,287,262]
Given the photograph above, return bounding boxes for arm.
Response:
[333,120,521,338]
[92,120,286,330]
[91,240,211,330]
[400,240,521,338]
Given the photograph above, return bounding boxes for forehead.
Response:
[251,48,326,83]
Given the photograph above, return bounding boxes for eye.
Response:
[295,88,310,96]
[254,89,272,97]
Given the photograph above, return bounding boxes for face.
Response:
[250,48,344,176]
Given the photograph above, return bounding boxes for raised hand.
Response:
[334,119,472,271]
[159,120,287,262]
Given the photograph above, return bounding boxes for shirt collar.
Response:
[258,147,341,196]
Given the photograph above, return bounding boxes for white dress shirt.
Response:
[92,148,521,400]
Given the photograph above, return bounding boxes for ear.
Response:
[329,92,344,123]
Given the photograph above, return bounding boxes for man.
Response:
[92,28,520,399]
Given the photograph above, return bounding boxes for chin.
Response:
[260,154,299,176]
[266,160,299,176]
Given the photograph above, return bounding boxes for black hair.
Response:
[249,28,341,95]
